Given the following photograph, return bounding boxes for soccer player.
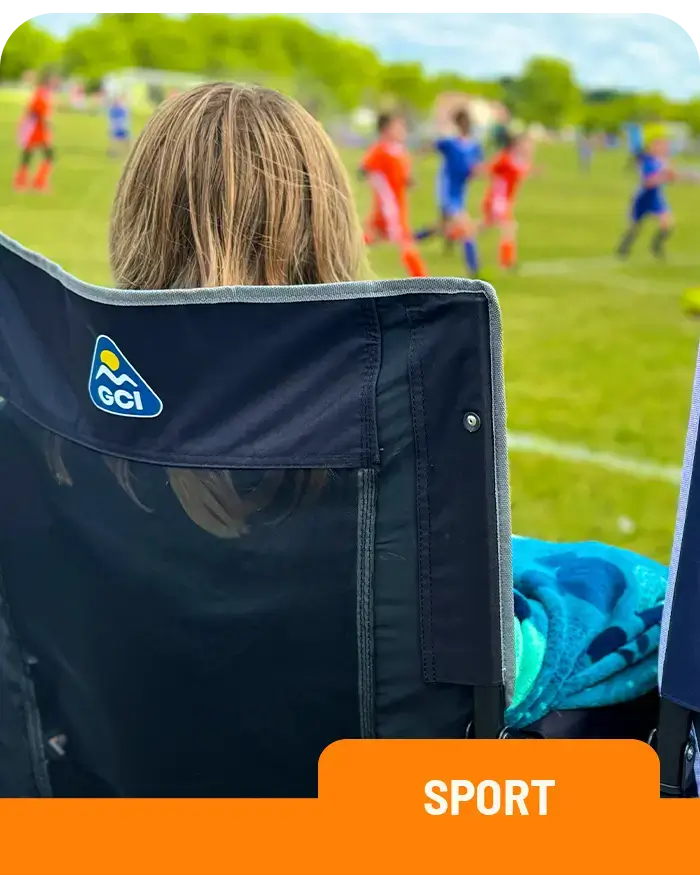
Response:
[481,132,532,271]
[432,109,484,274]
[13,73,55,192]
[490,103,511,152]
[577,129,593,174]
[107,95,131,158]
[616,132,681,261]
[624,121,644,170]
[360,113,428,278]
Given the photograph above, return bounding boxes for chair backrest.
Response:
[0,232,512,798]
[659,345,700,795]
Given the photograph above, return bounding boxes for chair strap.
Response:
[470,685,506,739]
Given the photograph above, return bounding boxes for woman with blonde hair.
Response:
[0,82,374,799]
[111,83,366,290]
[49,82,367,537]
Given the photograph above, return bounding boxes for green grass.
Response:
[1,101,698,563]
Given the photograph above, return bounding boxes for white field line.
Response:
[518,253,700,278]
[518,256,618,276]
[508,431,682,485]
[504,257,690,483]
[544,271,668,296]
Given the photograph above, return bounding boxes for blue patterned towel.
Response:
[506,536,667,728]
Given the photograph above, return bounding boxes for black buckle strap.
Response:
[466,685,545,740]
[500,727,545,740]
[466,685,506,739]
[653,698,696,798]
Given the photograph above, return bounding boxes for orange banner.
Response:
[2,740,697,874]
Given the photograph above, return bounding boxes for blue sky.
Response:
[34,13,700,100]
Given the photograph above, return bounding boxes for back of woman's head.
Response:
[50,84,363,538]
[110,83,365,289]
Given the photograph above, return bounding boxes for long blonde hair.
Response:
[111,83,365,288]
[49,83,366,537]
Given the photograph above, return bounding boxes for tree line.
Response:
[2,14,699,134]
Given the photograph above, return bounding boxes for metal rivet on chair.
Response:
[47,734,67,758]
[463,412,481,433]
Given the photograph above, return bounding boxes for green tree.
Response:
[633,92,671,122]
[0,19,60,80]
[182,14,250,77]
[6,13,697,132]
[59,13,381,113]
[63,13,208,78]
[578,89,681,136]
[230,15,377,111]
[684,100,700,136]
[511,57,581,129]
[429,72,503,103]
[379,62,431,111]
[63,15,136,78]
[114,14,204,73]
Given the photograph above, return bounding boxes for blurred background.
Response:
[1,13,699,562]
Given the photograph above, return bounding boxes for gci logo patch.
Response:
[88,335,163,418]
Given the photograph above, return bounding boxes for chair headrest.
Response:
[0,232,498,469]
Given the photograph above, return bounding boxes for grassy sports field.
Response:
[1,100,699,563]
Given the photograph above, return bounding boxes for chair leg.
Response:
[655,698,696,798]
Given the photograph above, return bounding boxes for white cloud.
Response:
[627,39,672,61]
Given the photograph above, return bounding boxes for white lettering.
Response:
[97,385,114,406]
[114,389,134,409]
[96,385,150,413]
[424,779,555,815]
[505,780,529,815]
[531,780,555,815]
[476,780,500,815]
[450,780,475,814]
[424,780,448,815]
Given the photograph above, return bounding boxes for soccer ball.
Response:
[681,288,700,317]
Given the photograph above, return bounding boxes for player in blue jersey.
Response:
[616,132,682,260]
[431,109,484,274]
[107,95,131,158]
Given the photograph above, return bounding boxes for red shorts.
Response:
[19,120,51,150]
[482,194,513,226]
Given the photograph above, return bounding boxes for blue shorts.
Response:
[631,188,668,221]
[110,129,130,141]
[437,174,466,217]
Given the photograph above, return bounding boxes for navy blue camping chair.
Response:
[656,348,700,798]
[0,234,665,798]
[0,232,517,798]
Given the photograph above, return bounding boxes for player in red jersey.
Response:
[481,132,533,270]
[360,113,428,278]
[14,73,55,192]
